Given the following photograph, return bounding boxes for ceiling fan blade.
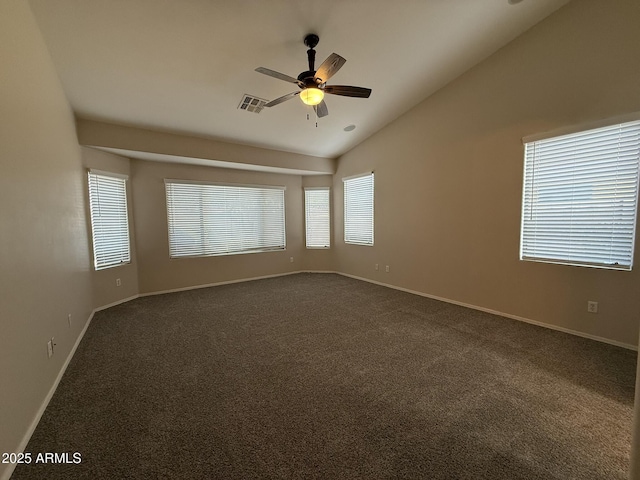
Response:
[313,100,329,118]
[314,53,346,83]
[255,67,303,86]
[265,91,300,107]
[324,85,372,98]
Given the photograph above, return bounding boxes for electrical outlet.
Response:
[116,278,121,287]
[68,313,72,327]
[375,264,379,271]
[385,265,390,273]
[587,301,598,313]
[289,257,294,263]
[47,339,53,358]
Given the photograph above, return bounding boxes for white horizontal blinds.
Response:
[88,172,131,270]
[165,181,286,258]
[343,173,374,245]
[305,188,330,248]
[521,120,640,270]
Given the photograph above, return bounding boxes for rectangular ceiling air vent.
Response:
[238,94,268,114]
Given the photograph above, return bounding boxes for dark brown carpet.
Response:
[11,273,637,479]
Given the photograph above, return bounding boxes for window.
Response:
[165,181,286,258]
[520,119,640,270]
[343,172,374,246]
[305,188,330,248]
[88,171,131,270]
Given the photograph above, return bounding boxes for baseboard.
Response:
[104,270,637,351]
[94,294,140,312]
[2,269,633,480]
[300,270,340,274]
[337,272,638,352]
[1,309,97,480]
[137,270,304,298]
[99,272,332,304]
[102,271,338,302]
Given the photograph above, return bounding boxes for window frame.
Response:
[519,118,640,271]
[304,187,331,249]
[164,179,286,259]
[343,172,374,246]
[87,170,131,271]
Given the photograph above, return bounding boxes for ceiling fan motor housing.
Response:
[255,32,371,116]
[297,70,320,87]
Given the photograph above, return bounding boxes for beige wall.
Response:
[334,0,640,347]
[0,2,94,477]
[78,119,336,175]
[131,159,306,293]
[81,147,140,307]
[2,2,639,477]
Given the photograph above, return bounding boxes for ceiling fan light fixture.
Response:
[255,34,371,118]
[300,87,324,106]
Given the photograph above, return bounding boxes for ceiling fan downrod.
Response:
[304,34,319,73]
[254,32,371,118]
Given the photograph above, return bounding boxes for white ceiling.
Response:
[29,0,570,160]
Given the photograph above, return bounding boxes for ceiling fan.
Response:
[255,34,372,118]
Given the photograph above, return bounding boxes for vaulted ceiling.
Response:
[29,0,569,162]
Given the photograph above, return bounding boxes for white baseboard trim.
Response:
[3,269,634,480]
[94,294,140,312]
[108,270,637,351]
[138,270,303,298]
[337,272,638,351]
[301,270,340,274]
[96,271,330,309]
[1,309,97,480]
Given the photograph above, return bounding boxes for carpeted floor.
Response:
[11,273,637,479]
